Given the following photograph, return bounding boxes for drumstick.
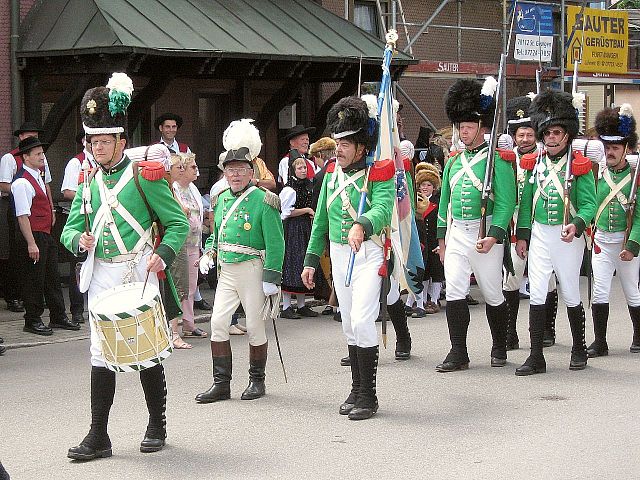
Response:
[141,222,161,299]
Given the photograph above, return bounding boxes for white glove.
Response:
[199,253,215,275]
[262,282,279,297]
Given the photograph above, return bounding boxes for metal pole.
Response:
[10,0,22,141]
[560,0,565,91]
[395,84,438,132]
[502,0,508,131]
[403,0,451,53]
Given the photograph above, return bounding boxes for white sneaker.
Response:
[229,325,245,335]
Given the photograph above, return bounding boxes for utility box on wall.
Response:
[279,104,296,129]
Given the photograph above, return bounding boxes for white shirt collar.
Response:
[23,165,45,190]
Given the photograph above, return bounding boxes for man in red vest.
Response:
[11,136,80,335]
[154,113,191,154]
[0,122,52,313]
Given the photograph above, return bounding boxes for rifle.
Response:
[477,53,507,245]
[624,156,640,248]
[562,59,581,236]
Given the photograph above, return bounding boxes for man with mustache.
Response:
[587,104,640,357]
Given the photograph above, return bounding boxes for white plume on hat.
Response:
[222,119,262,160]
[361,94,378,119]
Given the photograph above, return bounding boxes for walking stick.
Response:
[266,291,287,382]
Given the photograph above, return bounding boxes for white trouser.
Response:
[210,258,267,345]
[592,240,640,306]
[503,244,556,292]
[444,218,504,306]
[528,222,584,307]
[88,253,157,368]
[387,277,400,305]
[331,240,382,348]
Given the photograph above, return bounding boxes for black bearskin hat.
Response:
[444,78,496,129]
[529,89,579,141]
[81,73,134,138]
[506,95,535,136]
[595,104,638,150]
[327,96,378,152]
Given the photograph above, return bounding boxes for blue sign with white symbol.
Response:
[513,3,554,36]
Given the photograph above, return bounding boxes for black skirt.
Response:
[281,214,313,293]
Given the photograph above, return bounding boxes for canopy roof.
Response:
[18,0,414,66]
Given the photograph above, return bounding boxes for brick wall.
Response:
[0,0,37,153]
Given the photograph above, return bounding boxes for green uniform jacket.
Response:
[61,156,189,318]
[61,157,188,264]
[516,151,596,241]
[304,159,396,270]
[204,186,284,285]
[437,144,516,241]
[595,163,640,256]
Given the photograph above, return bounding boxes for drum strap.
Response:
[216,186,258,266]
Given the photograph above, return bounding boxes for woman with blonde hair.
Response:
[169,152,208,348]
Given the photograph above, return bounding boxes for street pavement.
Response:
[1,280,638,479]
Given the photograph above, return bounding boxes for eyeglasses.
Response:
[90,140,115,148]
[224,167,249,176]
[543,129,565,137]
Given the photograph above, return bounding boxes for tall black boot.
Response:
[436,299,470,372]
[348,346,379,420]
[388,299,411,360]
[543,290,558,347]
[68,366,116,460]
[503,290,520,350]
[568,303,588,370]
[515,304,547,376]
[195,341,232,403]
[587,303,609,358]
[241,342,267,400]
[629,306,640,353]
[339,345,359,415]
[487,301,508,367]
[139,364,167,453]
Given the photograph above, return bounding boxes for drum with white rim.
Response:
[90,281,172,373]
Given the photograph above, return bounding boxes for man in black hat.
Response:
[278,124,317,185]
[514,89,596,375]
[588,104,640,358]
[0,122,52,313]
[11,136,78,335]
[155,113,191,154]
[502,95,559,351]
[436,78,516,373]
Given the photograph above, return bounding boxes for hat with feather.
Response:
[415,162,441,190]
[221,118,262,167]
[506,94,537,136]
[595,104,638,150]
[81,73,133,138]
[444,77,497,129]
[528,89,580,141]
[327,96,378,152]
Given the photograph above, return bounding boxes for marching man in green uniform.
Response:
[196,119,284,404]
[62,73,189,460]
[436,79,516,373]
[515,89,596,375]
[588,104,640,357]
[503,95,560,351]
[302,96,395,420]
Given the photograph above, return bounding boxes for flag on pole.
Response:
[371,81,425,294]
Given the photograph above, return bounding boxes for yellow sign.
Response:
[566,6,628,74]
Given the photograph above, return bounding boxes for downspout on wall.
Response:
[11,0,22,144]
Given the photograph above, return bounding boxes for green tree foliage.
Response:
[611,0,640,9]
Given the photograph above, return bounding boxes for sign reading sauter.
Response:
[566,6,628,74]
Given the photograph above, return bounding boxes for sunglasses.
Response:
[543,129,565,137]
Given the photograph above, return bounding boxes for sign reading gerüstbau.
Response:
[566,6,628,74]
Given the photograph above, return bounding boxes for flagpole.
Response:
[345,31,397,287]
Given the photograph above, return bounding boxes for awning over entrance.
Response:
[17,0,414,79]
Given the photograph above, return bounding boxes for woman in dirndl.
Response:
[279,156,318,319]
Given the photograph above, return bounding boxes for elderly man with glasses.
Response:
[196,119,284,404]
[514,89,596,376]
